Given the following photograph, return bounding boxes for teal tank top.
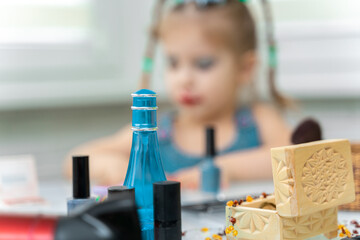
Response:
[157,107,262,174]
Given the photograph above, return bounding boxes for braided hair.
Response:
[260,0,290,108]
[139,0,167,89]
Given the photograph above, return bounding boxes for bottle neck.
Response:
[132,109,157,130]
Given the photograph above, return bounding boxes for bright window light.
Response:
[0,0,91,45]
[0,0,89,7]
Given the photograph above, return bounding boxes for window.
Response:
[272,0,360,98]
[0,0,90,45]
[0,0,138,110]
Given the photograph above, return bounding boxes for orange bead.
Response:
[201,227,209,232]
[232,230,238,236]
[338,224,345,229]
[212,234,222,239]
[345,229,351,237]
[228,226,234,231]
[246,195,253,202]
[226,201,234,207]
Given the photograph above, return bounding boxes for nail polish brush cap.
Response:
[153,181,181,222]
[107,186,135,202]
[206,126,216,157]
[153,181,181,240]
[72,156,90,199]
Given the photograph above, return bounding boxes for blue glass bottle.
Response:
[124,89,167,240]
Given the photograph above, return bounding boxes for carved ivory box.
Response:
[226,139,355,240]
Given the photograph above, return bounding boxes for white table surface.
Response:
[0,180,359,239]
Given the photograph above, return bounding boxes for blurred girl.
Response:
[65,0,290,188]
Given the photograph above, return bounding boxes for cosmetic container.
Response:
[153,181,182,240]
[67,156,95,215]
[0,197,141,240]
[201,127,221,194]
[107,185,135,202]
[124,89,167,240]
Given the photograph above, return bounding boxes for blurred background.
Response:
[0,0,359,180]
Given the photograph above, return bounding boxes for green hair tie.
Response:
[269,45,277,68]
[238,0,248,2]
[142,57,154,73]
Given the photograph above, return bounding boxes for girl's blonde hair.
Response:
[140,0,289,108]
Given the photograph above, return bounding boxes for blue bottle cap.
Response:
[131,89,158,130]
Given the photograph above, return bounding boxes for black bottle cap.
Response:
[107,186,135,202]
[72,156,90,199]
[206,126,216,157]
[153,181,182,240]
[153,181,181,222]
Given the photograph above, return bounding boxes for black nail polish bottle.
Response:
[153,181,182,240]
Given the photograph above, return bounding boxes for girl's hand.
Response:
[90,154,129,186]
[168,168,201,189]
[168,166,230,190]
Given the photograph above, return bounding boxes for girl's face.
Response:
[162,23,246,121]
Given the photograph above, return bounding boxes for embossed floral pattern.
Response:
[302,148,348,204]
[233,210,271,234]
[282,208,337,239]
[273,155,294,208]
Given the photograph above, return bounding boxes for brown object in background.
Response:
[340,143,360,211]
[291,118,322,144]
